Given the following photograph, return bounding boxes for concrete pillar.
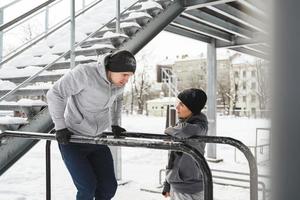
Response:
[272,1,300,200]
[207,39,217,159]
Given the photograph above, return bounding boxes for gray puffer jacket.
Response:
[46,54,124,136]
[163,113,208,194]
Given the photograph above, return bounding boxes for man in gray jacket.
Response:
[162,88,208,200]
[46,50,136,200]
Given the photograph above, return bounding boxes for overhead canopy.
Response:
[165,0,268,59]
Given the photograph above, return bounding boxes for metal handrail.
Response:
[0,0,143,102]
[0,0,101,66]
[99,131,259,200]
[3,0,64,34]
[0,130,213,200]
[0,0,56,32]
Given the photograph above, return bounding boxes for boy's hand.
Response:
[111,125,126,138]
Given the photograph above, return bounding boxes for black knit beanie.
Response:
[177,88,207,114]
[105,50,136,73]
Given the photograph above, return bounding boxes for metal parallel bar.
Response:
[100,131,258,200]
[0,0,56,32]
[0,130,213,200]
[46,140,51,200]
[0,0,143,102]
[0,0,102,67]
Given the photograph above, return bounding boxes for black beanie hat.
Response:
[105,50,136,73]
[177,88,207,114]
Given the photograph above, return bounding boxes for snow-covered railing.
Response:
[0,0,143,102]
[0,130,213,200]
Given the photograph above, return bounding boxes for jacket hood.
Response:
[96,53,111,83]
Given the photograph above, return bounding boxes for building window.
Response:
[251,70,256,77]
[234,71,239,78]
[251,82,256,89]
[251,95,256,103]
[161,106,164,109]
[243,71,246,78]
[251,108,256,116]
[243,96,246,102]
[243,82,247,90]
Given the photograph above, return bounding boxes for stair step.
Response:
[0,99,47,111]
[0,73,63,84]
[0,88,50,98]
[81,32,128,48]
[103,22,141,37]
[52,43,115,57]
[120,12,153,26]
[16,56,97,71]
[126,0,164,17]
[0,116,28,125]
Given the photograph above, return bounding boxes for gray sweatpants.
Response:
[170,190,204,200]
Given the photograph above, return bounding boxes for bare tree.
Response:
[255,60,270,117]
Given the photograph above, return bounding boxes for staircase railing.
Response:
[0,0,143,102]
[0,0,104,66]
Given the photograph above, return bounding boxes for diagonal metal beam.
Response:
[229,46,268,60]
[173,16,233,42]
[165,25,212,43]
[207,3,266,33]
[183,9,253,39]
[183,0,237,10]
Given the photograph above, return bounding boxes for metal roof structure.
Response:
[165,0,269,59]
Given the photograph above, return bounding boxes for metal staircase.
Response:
[0,0,184,175]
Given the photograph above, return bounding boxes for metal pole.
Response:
[82,0,86,9]
[0,8,3,62]
[46,140,51,200]
[45,6,49,34]
[116,0,120,33]
[207,38,217,159]
[70,0,76,69]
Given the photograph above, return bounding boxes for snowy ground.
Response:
[0,114,270,200]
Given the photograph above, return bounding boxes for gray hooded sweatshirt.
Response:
[46,54,124,136]
[164,113,208,194]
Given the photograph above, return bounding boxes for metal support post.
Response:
[0,8,3,62]
[207,38,217,159]
[46,140,51,200]
[45,6,49,34]
[70,0,76,69]
[116,0,120,33]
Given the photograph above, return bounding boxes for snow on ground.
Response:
[0,114,270,200]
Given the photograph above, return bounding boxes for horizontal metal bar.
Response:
[1,129,213,200]
[183,0,237,10]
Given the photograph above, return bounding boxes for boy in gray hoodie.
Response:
[47,50,136,200]
[162,88,208,200]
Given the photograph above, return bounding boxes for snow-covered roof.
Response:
[147,97,177,104]
[231,54,257,65]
